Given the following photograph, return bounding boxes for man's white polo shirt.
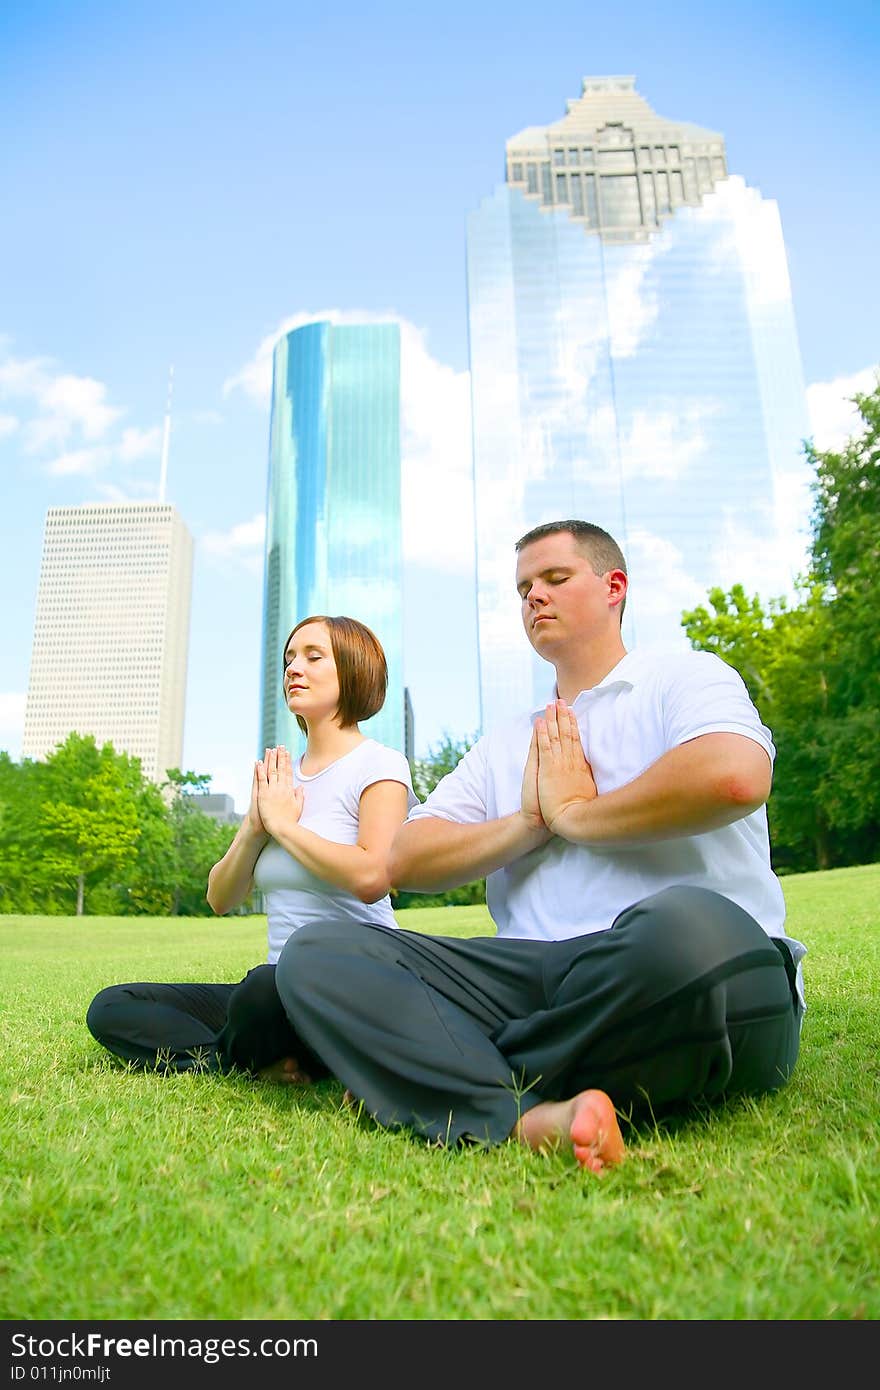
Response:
[408,648,805,1010]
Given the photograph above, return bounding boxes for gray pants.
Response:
[274,886,801,1146]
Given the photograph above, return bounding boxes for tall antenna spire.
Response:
[158,364,174,503]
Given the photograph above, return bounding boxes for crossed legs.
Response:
[275,887,800,1168]
[86,964,327,1079]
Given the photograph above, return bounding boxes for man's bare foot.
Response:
[514,1089,625,1174]
[257,1056,313,1085]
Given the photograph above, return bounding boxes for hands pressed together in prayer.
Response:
[250,746,304,840]
[521,700,597,841]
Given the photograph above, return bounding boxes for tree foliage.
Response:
[393,732,487,909]
[410,731,478,802]
[683,375,880,872]
[0,734,237,916]
[159,771,238,916]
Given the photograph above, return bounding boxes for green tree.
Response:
[0,752,59,912]
[811,376,880,615]
[807,377,880,830]
[683,376,880,872]
[410,731,478,801]
[682,584,836,871]
[37,734,143,915]
[805,379,880,861]
[160,770,238,916]
[115,779,176,915]
[0,741,238,916]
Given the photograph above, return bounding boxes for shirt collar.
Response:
[529,650,642,719]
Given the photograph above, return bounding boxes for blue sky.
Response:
[1,0,878,811]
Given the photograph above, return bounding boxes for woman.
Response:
[86,614,417,1079]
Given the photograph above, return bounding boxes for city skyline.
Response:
[1,3,877,812]
[467,76,811,727]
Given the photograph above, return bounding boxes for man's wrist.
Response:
[546,796,594,843]
[516,809,553,848]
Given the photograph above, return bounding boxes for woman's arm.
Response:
[206,763,270,915]
[257,748,410,903]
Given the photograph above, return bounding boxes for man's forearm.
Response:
[547,735,772,846]
[390,813,549,892]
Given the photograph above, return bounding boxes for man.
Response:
[274,521,805,1172]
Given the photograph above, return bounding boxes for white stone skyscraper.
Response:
[466,75,811,728]
[23,501,193,784]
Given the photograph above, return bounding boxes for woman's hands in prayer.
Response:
[255,746,304,840]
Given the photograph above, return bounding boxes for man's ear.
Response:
[607,569,627,611]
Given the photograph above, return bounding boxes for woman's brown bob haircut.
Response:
[282,615,388,734]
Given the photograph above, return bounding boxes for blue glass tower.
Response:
[466,76,811,728]
[260,321,404,754]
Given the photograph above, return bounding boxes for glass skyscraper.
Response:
[260,321,404,755]
[466,75,811,728]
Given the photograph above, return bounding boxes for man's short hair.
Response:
[514,520,628,622]
[283,615,388,734]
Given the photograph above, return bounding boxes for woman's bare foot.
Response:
[257,1056,313,1085]
[514,1089,625,1173]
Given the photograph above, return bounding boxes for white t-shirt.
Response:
[407,648,806,1011]
[254,739,419,964]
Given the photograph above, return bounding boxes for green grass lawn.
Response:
[2,864,878,1321]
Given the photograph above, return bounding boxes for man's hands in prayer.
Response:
[532,700,597,838]
[520,725,551,837]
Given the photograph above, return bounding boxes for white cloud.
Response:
[398,325,474,575]
[606,243,660,359]
[45,446,113,477]
[118,425,162,462]
[713,504,796,601]
[624,529,705,648]
[93,478,160,503]
[200,513,267,573]
[618,404,715,482]
[226,310,475,575]
[0,355,53,397]
[0,692,26,759]
[806,365,878,454]
[725,178,792,308]
[0,355,123,452]
[697,177,793,308]
[0,347,172,489]
[39,372,122,440]
[22,416,71,452]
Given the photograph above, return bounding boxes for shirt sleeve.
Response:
[356,745,420,812]
[662,651,776,762]
[405,739,489,824]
